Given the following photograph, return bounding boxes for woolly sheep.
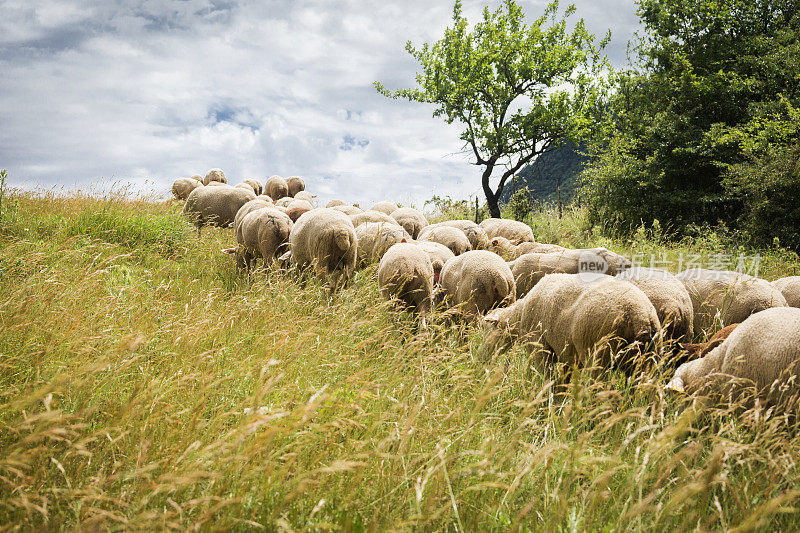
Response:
[488,236,565,260]
[676,268,787,334]
[436,220,490,250]
[415,240,455,284]
[286,176,305,197]
[266,175,289,200]
[184,186,256,232]
[485,273,661,373]
[242,178,263,195]
[510,252,580,298]
[354,222,410,266]
[332,205,363,216]
[479,218,535,243]
[235,182,256,193]
[290,208,358,289]
[391,207,429,239]
[417,225,472,256]
[293,190,316,205]
[284,199,314,222]
[326,199,346,208]
[772,276,800,308]
[233,198,273,232]
[256,194,274,203]
[439,250,516,319]
[616,267,694,342]
[666,307,800,409]
[228,208,293,269]
[378,242,435,315]
[370,201,399,215]
[203,168,227,185]
[172,178,202,200]
[351,210,396,227]
[190,174,203,182]
[206,181,229,187]
[276,196,294,208]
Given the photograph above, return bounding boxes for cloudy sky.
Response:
[0,0,641,207]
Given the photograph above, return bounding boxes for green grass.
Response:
[1,189,800,530]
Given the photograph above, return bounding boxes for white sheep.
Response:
[485,273,661,373]
[488,236,565,260]
[286,176,305,197]
[293,191,316,205]
[435,220,490,250]
[326,199,346,208]
[202,168,227,185]
[417,225,472,256]
[290,208,358,289]
[266,175,289,200]
[676,268,787,334]
[666,307,800,410]
[439,250,516,319]
[331,205,363,216]
[351,210,396,227]
[479,218,535,243]
[370,201,399,215]
[378,242,435,315]
[772,276,800,308]
[184,185,255,233]
[284,199,314,222]
[227,208,293,269]
[616,267,694,342]
[354,222,411,267]
[172,178,202,200]
[242,179,263,195]
[414,240,455,284]
[391,207,429,239]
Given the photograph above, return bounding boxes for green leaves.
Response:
[376,0,609,216]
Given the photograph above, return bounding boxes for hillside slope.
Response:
[499,141,589,205]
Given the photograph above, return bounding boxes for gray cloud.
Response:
[0,0,641,207]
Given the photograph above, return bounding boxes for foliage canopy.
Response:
[376,0,609,217]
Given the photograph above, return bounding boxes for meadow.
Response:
[2,187,800,531]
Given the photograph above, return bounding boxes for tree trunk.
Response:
[481,164,502,218]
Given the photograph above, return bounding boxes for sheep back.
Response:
[290,208,358,287]
[439,250,515,318]
[378,242,435,314]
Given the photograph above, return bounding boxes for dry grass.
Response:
[1,189,800,530]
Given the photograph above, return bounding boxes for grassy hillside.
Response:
[2,189,800,530]
[499,141,588,206]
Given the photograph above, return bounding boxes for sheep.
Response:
[266,175,289,200]
[676,268,787,335]
[233,198,273,232]
[378,242,435,315]
[284,199,314,222]
[680,323,739,362]
[435,220,490,250]
[417,225,472,256]
[479,218,535,243]
[370,201,399,215]
[203,168,227,185]
[439,250,516,319]
[226,208,293,269]
[242,178,263,195]
[184,185,256,233]
[290,208,358,289]
[235,182,256,193]
[172,178,202,200]
[326,199,346,208]
[276,196,294,208]
[616,267,694,342]
[286,176,305,197]
[666,307,800,410]
[332,205,363,216]
[190,174,203,182]
[772,276,800,308]
[293,191,316,205]
[488,236,565,260]
[510,252,581,298]
[484,273,661,374]
[354,222,411,266]
[206,181,229,187]
[415,240,455,284]
[256,194,274,203]
[391,207,429,239]
[351,210,396,227]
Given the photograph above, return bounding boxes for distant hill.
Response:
[499,141,589,205]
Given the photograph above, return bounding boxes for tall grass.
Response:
[1,190,800,529]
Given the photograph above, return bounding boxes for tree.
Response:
[375,0,609,218]
[583,0,800,235]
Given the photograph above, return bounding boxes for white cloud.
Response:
[0,0,640,207]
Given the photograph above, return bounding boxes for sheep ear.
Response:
[665,376,685,395]
[400,238,407,243]
[222,248,236,255]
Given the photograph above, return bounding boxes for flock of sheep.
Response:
[172,169,800,415]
